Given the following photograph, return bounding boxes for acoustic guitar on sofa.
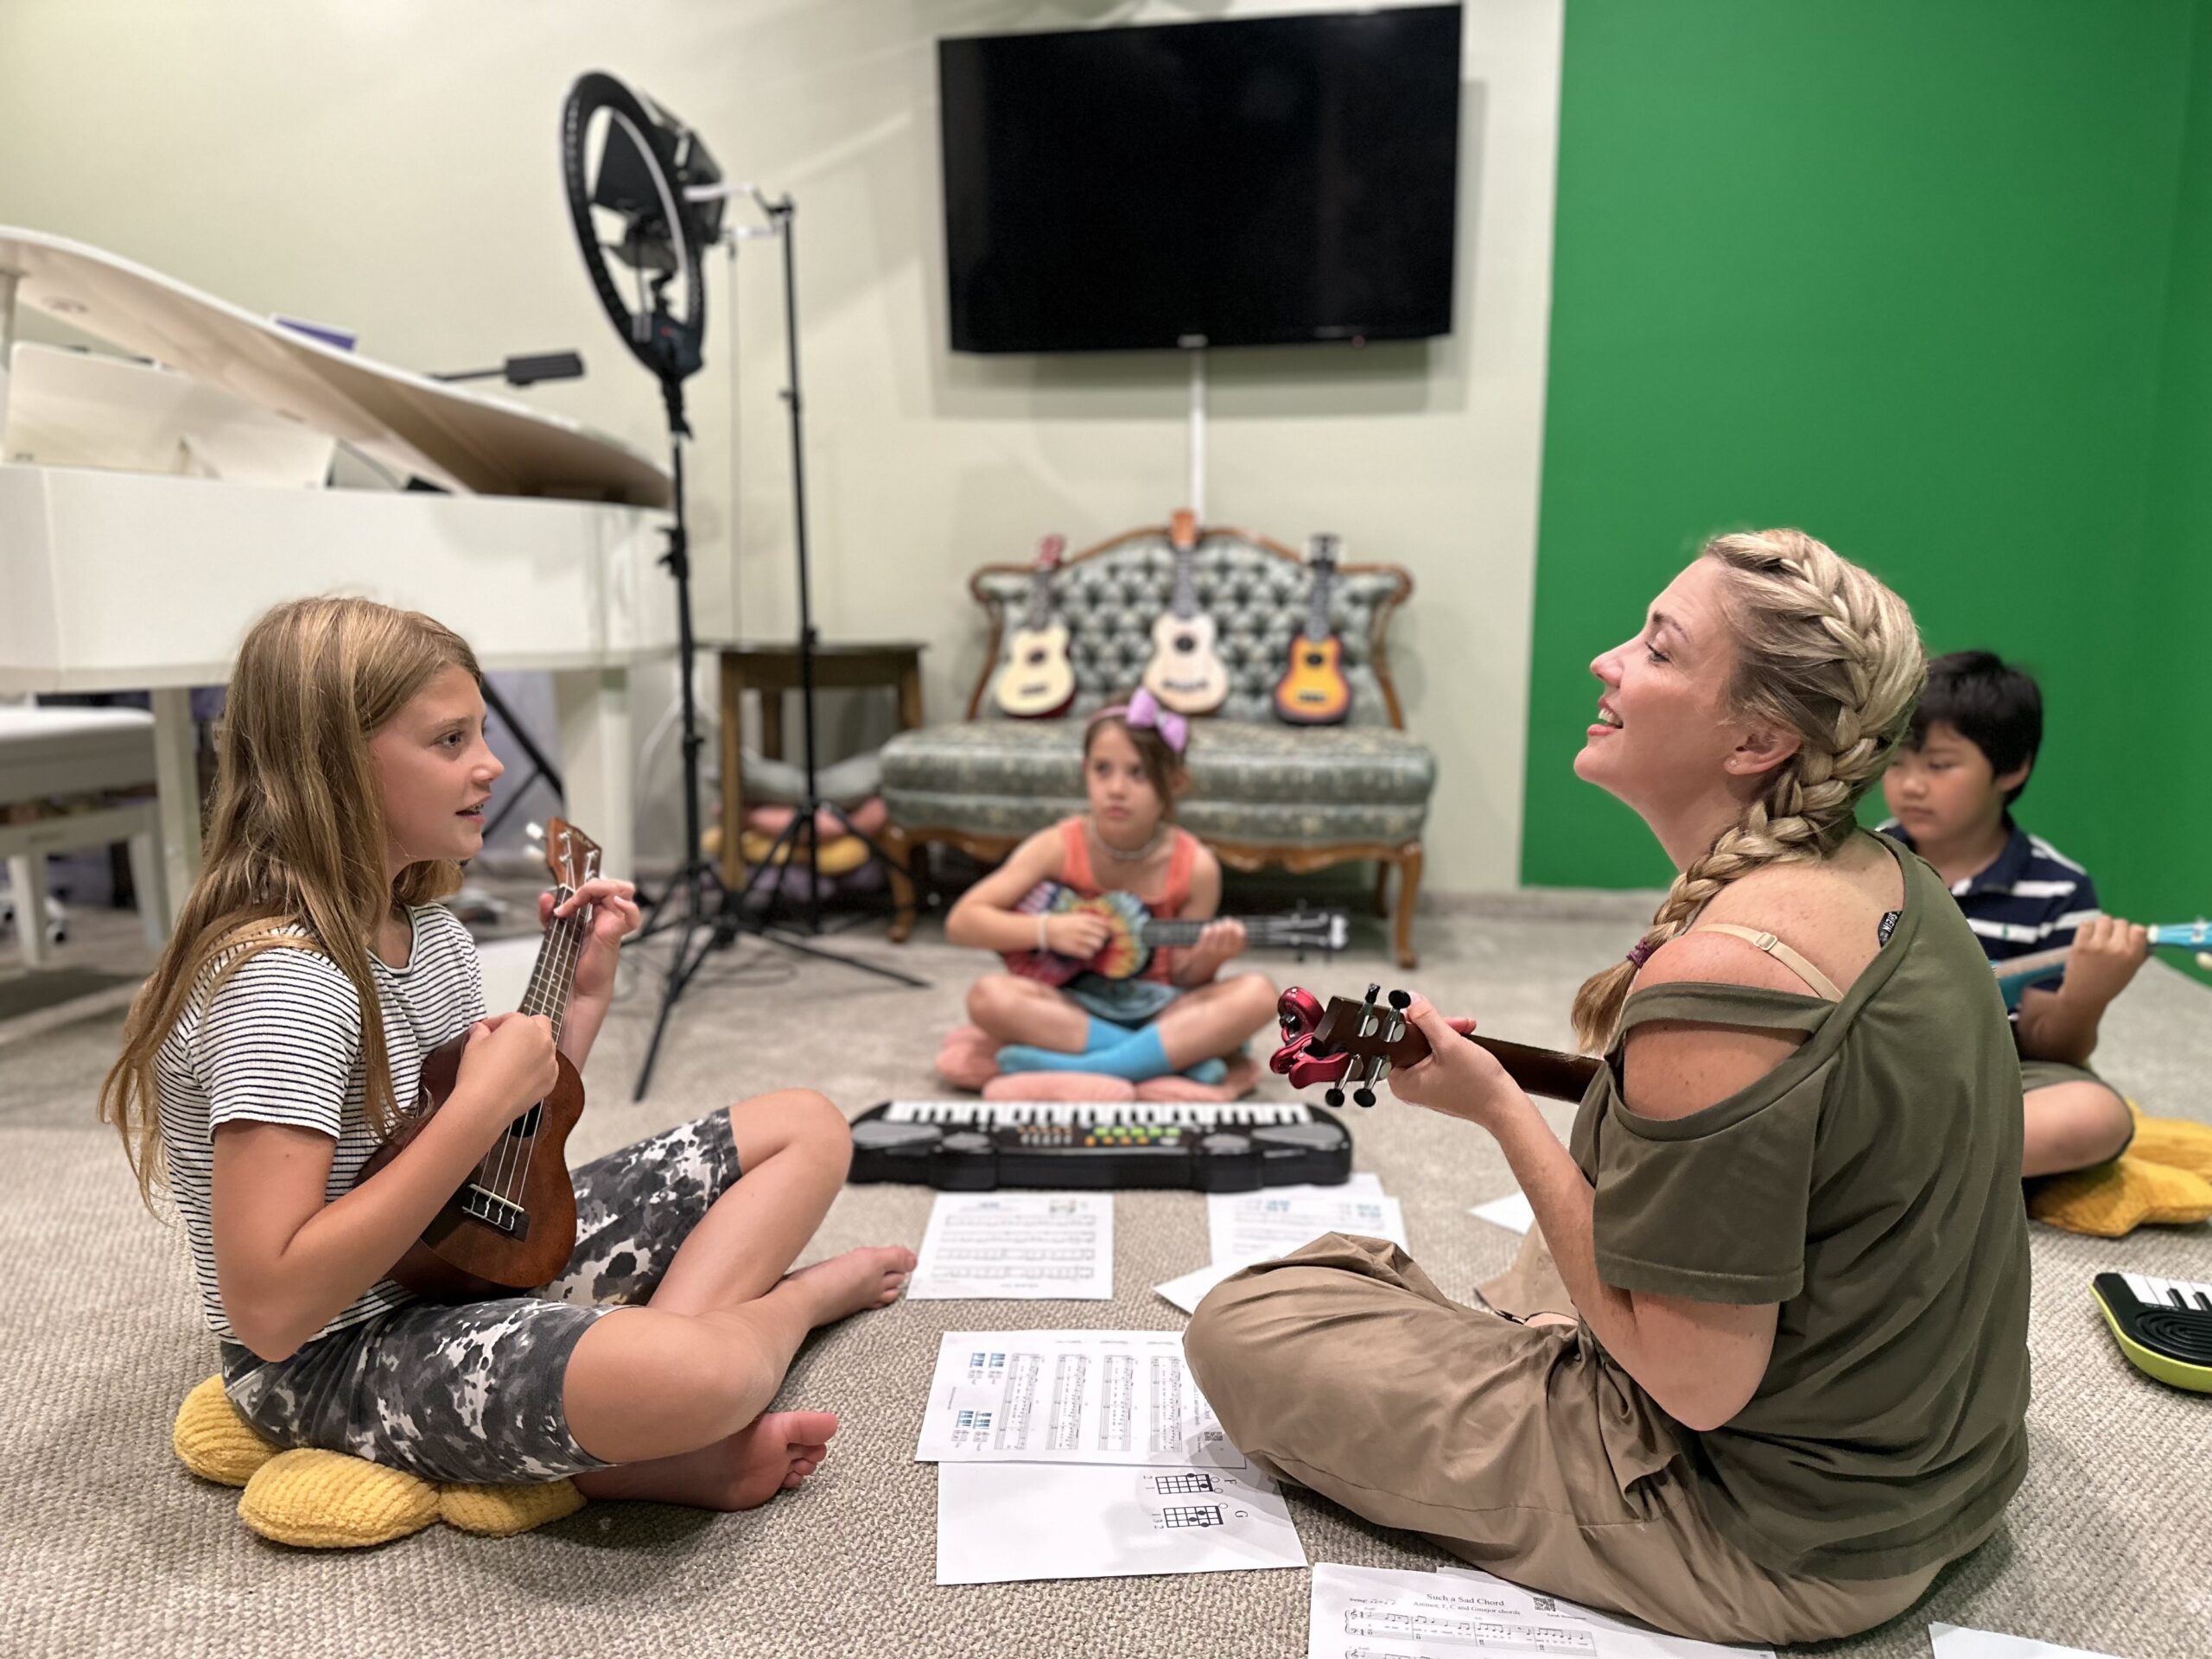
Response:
[1141,507,1230,716]
[1273,531,1351,726]
[992,533,1077,719]
[1004,881,1348,987]
[1993,920,2212,1009]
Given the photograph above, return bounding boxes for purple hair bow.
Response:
[1106,687,1189,754]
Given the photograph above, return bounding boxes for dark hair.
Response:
[1081,704,1187,817]
[1907,650,2041,804]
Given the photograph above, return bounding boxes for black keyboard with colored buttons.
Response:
[849,1099,1353,1192]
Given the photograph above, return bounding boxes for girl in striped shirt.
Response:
[99,596,913,1505]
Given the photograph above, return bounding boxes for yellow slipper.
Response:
[238,1448,442,1549]
[174,1377,582,1547]
[2027,1155,2212,1239]
[2124,1103,2212,1183]
[441,1479,586,1535]
[172,1375,281,1487]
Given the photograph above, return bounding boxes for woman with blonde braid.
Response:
[1185,531,2030,1644]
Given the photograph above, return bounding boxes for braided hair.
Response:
[1570,530,1926,1053]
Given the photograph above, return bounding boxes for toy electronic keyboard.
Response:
[2092,1272,2212,1393]
[848,1099,1351,1192]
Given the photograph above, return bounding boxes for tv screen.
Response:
[938,6,1462,354]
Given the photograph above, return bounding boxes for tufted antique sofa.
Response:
[878,523,1437,966]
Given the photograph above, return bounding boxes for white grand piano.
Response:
[0,227,677,912]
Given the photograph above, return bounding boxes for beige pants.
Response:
[1183,1231,1946,1646]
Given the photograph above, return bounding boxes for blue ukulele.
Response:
[1993,920,2212,1009]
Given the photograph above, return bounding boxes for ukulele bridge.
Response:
[458,1185,527,1237]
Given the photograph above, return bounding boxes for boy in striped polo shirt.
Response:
[1879,651,2146,1179]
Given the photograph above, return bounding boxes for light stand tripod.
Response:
[626,186,925,1101]
[558,72,923,1103]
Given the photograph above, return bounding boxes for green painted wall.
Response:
[2137,3,2212,965]
[1523,1,2201,936]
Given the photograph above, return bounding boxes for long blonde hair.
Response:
[1570,530,1926,1052]
[98,597,480,1201]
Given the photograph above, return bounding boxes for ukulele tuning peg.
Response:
[1353,1087,1376,1109]
[1363,982,1382,1006]
[1324,1087,1346,1110]
[1387,988,1411,1010]
[525,823,544,846]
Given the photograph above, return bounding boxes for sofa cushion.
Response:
[881,719,1433,848]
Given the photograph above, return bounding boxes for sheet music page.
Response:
[1309,1564,1602,1658]
[1469,1190,1536,1235]
[1206,1179,1405,1268]
[907,1192,1113,1300]
[936,1463,1306,1584]
[1154,1176,1389,1312]
[914,1330,1243,1467]
[1316,1565,1775,1659]
[1929,1624,2120,1659]
[1439,1567,1776,1658]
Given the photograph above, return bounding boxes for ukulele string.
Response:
[504,897,585,1211]
[480,897,553,1211]
[487,887,575,1210]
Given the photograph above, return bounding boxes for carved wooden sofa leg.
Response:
[882,823,918,944]
[1391,842,1423,969]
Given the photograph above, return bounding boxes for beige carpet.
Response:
[4,893,2208,1659]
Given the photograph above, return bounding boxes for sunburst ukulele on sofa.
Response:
[991,534,1076,718]
[1141,508,1230,715]
[1273,532,1351,725]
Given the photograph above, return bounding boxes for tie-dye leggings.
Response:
[219,1109,740,1484]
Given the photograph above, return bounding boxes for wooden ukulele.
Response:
[1271,984,1601,1109]
[353,818,598,1300]
[1272,532,1351,725]
[1005,881,1347,987]
[1993,920,2210,1009]
[992,534,1077,719]
[1141,508,1230,715]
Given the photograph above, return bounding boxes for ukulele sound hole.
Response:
[508,1103,543,1140]
[1173,632,1197,653]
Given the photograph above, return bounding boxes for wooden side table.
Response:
[713,639,925,899]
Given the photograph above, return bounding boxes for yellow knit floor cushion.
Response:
[2027,1156,2212,1239]
[2125,1105,2212,1183]
[172,1376,582,1548]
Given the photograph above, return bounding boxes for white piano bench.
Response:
[0,706,168,970]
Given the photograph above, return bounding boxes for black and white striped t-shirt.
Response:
[153,906,485,1341]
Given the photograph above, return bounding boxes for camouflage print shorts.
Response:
[220,1109,741,1485]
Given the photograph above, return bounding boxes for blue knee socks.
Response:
[998,1020,1229,1085]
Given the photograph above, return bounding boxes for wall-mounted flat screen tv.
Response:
[938,6,1462,353]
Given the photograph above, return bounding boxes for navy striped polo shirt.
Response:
[1878,819,2102,980]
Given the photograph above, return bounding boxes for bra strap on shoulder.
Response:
[1693,923,1844,1001]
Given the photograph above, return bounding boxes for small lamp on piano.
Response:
[429,352,586,388]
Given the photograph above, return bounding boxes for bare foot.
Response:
[573,1409,839,1510]
[784,1244,916,1326]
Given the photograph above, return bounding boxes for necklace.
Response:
[1089,817,1166,863]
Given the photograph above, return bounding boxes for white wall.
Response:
[0,0,1561,892]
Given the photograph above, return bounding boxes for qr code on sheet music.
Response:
[1533,1596,1558,1614]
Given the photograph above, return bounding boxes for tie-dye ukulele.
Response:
[1004,881,1347,988]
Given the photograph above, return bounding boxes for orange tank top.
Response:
[1058,817,1198,984]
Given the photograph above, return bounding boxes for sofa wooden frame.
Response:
[881,522,1427,967]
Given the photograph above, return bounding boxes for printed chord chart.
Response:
[1147,1473,1219,1495]
[1154,1504,1226,1530]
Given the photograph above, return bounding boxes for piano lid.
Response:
[0,227,671,509]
